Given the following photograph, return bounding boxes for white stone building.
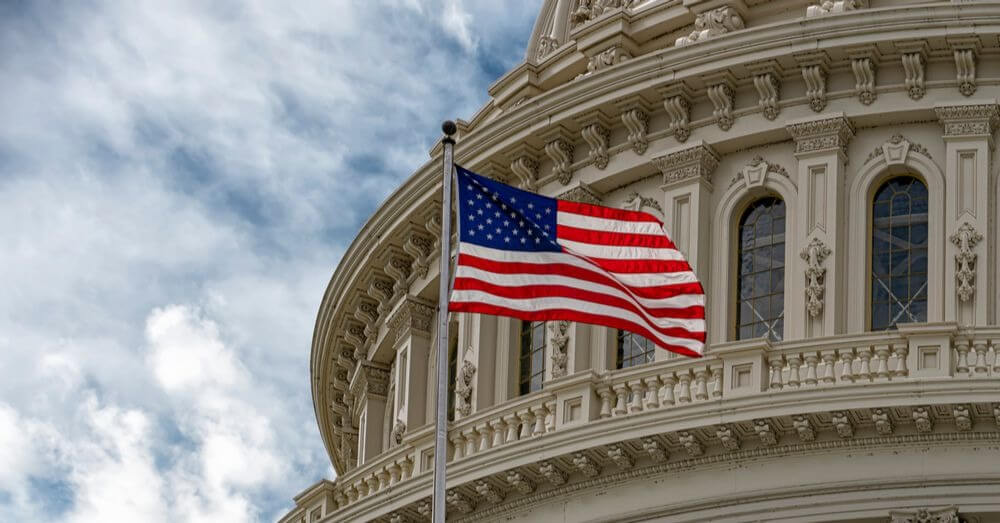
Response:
[280,1,1000,521]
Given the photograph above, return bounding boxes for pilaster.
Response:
[786,114,854,338]
[935,101,999,325]
[652,141,719,280]
[349,361,390,465]
[457,313,498,414]
[386,296,434,431]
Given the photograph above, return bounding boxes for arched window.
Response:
[519,321,545,395]
[736,197,786,341]
[617,331,655,369]
[871,176,928,330]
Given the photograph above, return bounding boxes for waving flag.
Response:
[448,166,706,358]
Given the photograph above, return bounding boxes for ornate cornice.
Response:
[349,361,390,399]
[652,142,720,189]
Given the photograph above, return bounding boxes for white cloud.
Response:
[442,0,478,52]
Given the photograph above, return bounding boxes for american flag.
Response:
[448,166,706,358]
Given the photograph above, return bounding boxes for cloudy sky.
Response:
[0,1,538,520]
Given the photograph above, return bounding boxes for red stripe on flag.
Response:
[557,199,662,224]
[556,224,676,249]
[448,301,704,358]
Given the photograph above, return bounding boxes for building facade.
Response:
[281,0,1000,521]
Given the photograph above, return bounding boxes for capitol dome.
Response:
[281,0,1000,521]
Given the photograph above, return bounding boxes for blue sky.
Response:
[0,1,538,520]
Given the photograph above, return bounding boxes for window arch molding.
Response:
[710,171,801,344]
[847,150,944,332]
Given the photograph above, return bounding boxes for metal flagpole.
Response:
[432,120,457,523]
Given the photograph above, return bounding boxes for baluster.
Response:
[973,340,988,374]
[518,410,534,439]
[992,340,1000,375]
[839,349,855,382]
[711,366,723,398]
[787,355,801,388]
[661,374,677,405]
[462,428,478,456]
[956,339,970,374]
[450,433,466,460]
[378,469,390,490]
[893,343,908,377]
[490,419,505,447]
[531,405,547,436]
[644,376,662,409]
[628,380,645,413]
[769,356,785,390]
[598,387,613,419]
[400,456,413,480]
[857,347,872,381]
[504,414,520,443]
[804,353,819,385]
[874,345,890,380]
[477,423,491,452]
[821,351,837,384]
[388,463,401,485]
[694,369,709,400]
[613,383,629,416]
[678,371,692,403]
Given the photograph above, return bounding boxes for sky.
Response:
[0,1,539,521]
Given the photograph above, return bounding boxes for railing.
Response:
[321,323,1000,518]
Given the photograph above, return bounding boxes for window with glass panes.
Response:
[736,197,786,341]
[871,176,928,330]
[616,331,655,369]
[519,321,546,395]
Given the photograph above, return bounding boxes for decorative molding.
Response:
[652,142,720,189]
[446,489,475,514]
[797,53,829,113]
[505,470,535,494]
[806,0,860,17]
[606,443,635,469]
[677,431,703,456]
[402,231,434,281]
[350,361,391,398]
[953,405,972,431]
[865,133,931,165]
[786,114,854,158]
[642,437,668,461]
[620,106,649,155]
[661,87,692,142]
[548,320,570,378]
[558,182,604,205]
[675,7,745,47]
[793,416,816,442]
[539,460,568,485]
[474,480,506,504]
[584,45,630,76]
[901,51,926,101]
[730,155,790,189]
[912,406,934,433]
[754,419,778,446]
[572,453,601,477]
[872,408,893,435]
[716,425,741,450]
[750,66,781,121]
[579,114,611,170]
[935,103,1000,141]
[706,80,735,131]
[622,192,663,216]
[386,297,434,344]
[509,154,540,191]
[950,222,983,302]
[849,54,877,105]
[831,411,854,438]
[889,506,960,523]
[368,275,395,317]
[800,237,832,318]
[542,126,576,185]
[384,253,414,301]
[536,35,558,62]
[949,37,980,97]
[571,0,633,27]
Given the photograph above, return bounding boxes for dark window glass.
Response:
[519,321,546,395]
[871,176,928,330]
[616,331,656,369]
[447,336,458,421]
[736,197,785,341]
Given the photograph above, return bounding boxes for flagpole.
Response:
[432,120,456,523]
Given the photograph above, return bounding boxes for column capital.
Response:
[652,140,720,190]
[349,360,391,399]
[785,113,854,159]
[934,101,999,144]
[386,296,434,345]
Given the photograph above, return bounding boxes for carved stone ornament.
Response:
[901,51,926,100]
[831,410,854,438]
[571,0,633,27]
[539,460,568,485]
[730,155,790,189]
[866,133,931,165]
[953,47,977,96]
[621,107,649,155]
[800,237,832,318]
[505,470,535,494]
[950,222,983,302]
[402,231,434,280]
[675,7,745,47]
[584,45,630,76]
[663,92,691,142]
[536,35,558,61]
[545,137,575,185]
[474,480,505,504]
[548,320,570,378]
[851,56,876,105]
[754,419,778,446]
[572,452,601,477]
[445,489,475,514]
[623,191,663,216]
[386,298,434,343]
[753,72,781,120]
[677,431,703,456]
[716,425,741,450]
[581,121,611,169]
[786,115,855,158]
[642,437,668,461]
[652,143,720,188]
[935,103,1000,139]
[706,82,735,131]
[391,420,406,445]
[889,505,960,523]
[806,0,860,17]
[802,64,827,112]
[872,407,893,435]
[455,351,477,417]
[350,361,390,398]
[509,155,539,191]
[558,182,604,205]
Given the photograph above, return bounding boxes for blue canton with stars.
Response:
[455,166,562,252]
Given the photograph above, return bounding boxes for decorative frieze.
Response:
[572,453,601,477]
[538,460,568,485]
[889,506,960,523]
[642,438,668,461]
[606,444,635,469]
[831,411,854,438]
[716,425,741,450]
[872,408,893,435]
[747,60,782,121]
[796,52,829,113]
[806,0,860,17]
[350,361,390,398]
[548,320,570,378]
[793,416,816,442]
[935,103,1000,140]
[786,114,854,158]
[677,431,703,456]
[754,419,778,446]
[952,405,972,431]
[675,7,745,47]
[571,0,632,27]
[506,470,535,494]
[474,480,505,504]
[800,237,832,318]
[386,297,434,344]
[652,142,720,188]
[950,222,983,302]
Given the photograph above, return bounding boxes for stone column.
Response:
[935,102,999,326]
[456,313,497,413]
[652,141,719,344]
[786,114,855,338]
[386,296,434,432]
[494,317,519,401]
[349,361,390,465]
